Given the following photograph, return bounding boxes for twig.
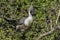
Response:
[50,14,52,30]
[50,19,52,29]
[56,10,60,24]
[36,27,56,40]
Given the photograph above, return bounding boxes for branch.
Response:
[0,15,16,24]
[36,27,56,40]
[36,26,60,40]
[36,10,60,40]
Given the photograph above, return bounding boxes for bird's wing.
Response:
[18,17,26,25]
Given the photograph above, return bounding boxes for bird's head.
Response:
[28,3,35,16]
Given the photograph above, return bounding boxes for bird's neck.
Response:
[28,10,32,17]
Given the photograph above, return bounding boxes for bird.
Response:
[16,4,33,31]
[24,4,33,26]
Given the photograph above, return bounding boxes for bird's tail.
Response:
[16,25,20,30]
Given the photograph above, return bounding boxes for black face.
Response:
[30,10,36,16]
[28,4,36,16]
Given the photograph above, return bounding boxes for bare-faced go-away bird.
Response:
[16,3,33,31]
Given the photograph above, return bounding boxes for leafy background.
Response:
[0,0,60,40]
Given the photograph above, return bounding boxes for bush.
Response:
[0,0,60,40]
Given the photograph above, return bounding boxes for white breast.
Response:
[24,16,33,26]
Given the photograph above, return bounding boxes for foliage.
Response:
[0,0,60,40]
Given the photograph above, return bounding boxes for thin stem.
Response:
[56,10,60,24]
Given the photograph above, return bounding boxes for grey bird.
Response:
[16,3,34,31]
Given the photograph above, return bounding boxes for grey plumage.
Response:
[18,17,26,25]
